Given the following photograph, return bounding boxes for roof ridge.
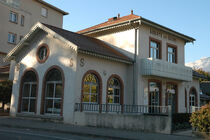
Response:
[77,14,140,34]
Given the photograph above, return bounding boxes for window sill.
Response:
[7,42,16,45]
[9,20,18,24]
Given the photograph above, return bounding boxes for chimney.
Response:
[118,13,120,18]
[108,16,117,21]
[131,10,133,15]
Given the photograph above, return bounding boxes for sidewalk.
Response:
[0,116,204,140]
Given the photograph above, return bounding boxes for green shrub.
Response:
[172,113,191,130]
[0,80,12,112]
[190,103,210,135]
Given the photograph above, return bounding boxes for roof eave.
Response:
[78,50,133,64]
[140,17,195,43]
[79,17,195,43]
[4,22,77,62]
[34,0,69,15]
[79,18,140,35]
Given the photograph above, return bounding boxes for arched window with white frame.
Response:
[44,68,63,115]
[19,70,38,113]
[107,77,122,104]
[189,87,197,107]
[82,73,99,103]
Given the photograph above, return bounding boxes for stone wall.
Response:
[73,112,172,134]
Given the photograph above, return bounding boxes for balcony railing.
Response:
[189,106,201,113]
[141,58,192,81]
[74,103,170,115]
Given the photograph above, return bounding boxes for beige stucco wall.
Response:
[0,0,64,54]
[10,29,134,123]
[138,25,185,64]
[10,31,78,124]
[74,53,133,106]
[97,29,135,58]
[95,24,199,112]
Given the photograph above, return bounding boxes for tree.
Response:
[0,80,12,112]
[193,68,210,82]
[190,103,210,135]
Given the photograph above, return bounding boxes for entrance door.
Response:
[166,84,177,113]
[149,81,161,113]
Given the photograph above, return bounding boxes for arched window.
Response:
[107,77,122,104]
[189,87,197,107]
[44,68,63,115]
[82,73,99,103]
[19,70,38,113]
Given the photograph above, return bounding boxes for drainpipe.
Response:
[129,21,140,105]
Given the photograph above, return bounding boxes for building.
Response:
[5,11,200,133]
[0,0,68,80]
[200,81,210,106]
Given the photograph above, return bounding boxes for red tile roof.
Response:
[77,13,140,34]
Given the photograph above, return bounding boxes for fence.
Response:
[189,106,201,113]
[74,103,170,115]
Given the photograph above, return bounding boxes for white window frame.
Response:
[83,81,98,104]
[190,94,195,107]
[21,82,37,113]
[41,7,48,17]
[8,33,16,44]
[21,15,24,26]
[168,47,176,63]
[9,11,18,23]
[150,40,160,59]
[44,81,62,115]
[108,78,121,104]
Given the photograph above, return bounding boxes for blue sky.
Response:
[45,0,210,63]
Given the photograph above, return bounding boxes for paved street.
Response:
[0,127,106,140]
[0,117,205,140]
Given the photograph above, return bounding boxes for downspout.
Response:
[129,20,140,105]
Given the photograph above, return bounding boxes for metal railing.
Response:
[74,103,170,115]
[189,106,201,113]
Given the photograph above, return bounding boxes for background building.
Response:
[0,0,68,80]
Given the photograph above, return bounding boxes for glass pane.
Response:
[115,89,120,96]
[54,99,61,114]
[108,95,113,103]
[21,99,29,112]
[91,85,97,93]
[45,99,53,113]
[84,74,97,84]
[23,84,30,97]
[31,84,37,97]
[55,84,62,98]
[168,47,173,53]
[39,47,47,60]
[108,88,113,95]
[83,94,90,102]
[29,99,35,112]
[150,41,157,48]
[46,69,62,81]
[23,71,36,82]
[91,94,97,103]
[83,84,90,93]
[114,96,120,103]
[46,83,54,97]
[150,47,153,58]
[154,48,156,58]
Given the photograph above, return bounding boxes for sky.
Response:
[44,0,210,63]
